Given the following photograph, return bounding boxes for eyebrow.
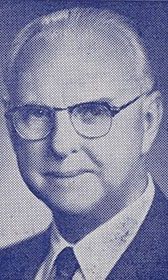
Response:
[14,97,117,109]
[66,98,118,109]
[97,97,117,106]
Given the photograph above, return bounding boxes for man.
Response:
[0,6,167,280]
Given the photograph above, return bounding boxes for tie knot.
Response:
[54,247,80,279]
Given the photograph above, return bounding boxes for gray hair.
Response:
[3,7,154,104]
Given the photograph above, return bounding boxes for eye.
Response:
[21,106,50,120]
[74,103,110,124]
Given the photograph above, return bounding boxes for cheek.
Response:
[15,141,49,195]
[86,110,143,183]
[16,140,47,173]
[110,107,143,158]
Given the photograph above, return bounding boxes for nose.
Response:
[49,110,81,159]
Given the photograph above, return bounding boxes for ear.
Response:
[141,91,163,154]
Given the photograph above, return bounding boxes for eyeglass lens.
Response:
[11,103,112,140]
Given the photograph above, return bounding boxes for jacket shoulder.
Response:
[0,226,51,280]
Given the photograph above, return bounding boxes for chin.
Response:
[46,172,105,212]
[53,196,100,214]
[42,185,103,215]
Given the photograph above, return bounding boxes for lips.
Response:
[43,169,95,179]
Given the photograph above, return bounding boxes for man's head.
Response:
[3,7,163,216]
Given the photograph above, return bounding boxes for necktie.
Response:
[53,247,80,280]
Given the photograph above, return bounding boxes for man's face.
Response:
[9,29,144,215]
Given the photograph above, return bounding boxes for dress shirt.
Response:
[35,173,155,280]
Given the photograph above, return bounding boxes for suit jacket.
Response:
[0,186,168,280]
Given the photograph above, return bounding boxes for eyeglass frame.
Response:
[5,86,156,140]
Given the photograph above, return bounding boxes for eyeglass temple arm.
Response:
[111,84,157,116]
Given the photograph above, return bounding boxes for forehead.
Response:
[12,26,139,107]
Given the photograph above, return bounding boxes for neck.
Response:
[52,169,148,244]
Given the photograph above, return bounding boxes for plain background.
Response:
[0,0,168,248]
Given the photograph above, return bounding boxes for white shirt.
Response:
[35,174,155,280]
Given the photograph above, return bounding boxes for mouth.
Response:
[43,170,95,179]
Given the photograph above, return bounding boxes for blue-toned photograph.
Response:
[0,1,167,279]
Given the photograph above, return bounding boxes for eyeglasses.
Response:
[5,91,151,140]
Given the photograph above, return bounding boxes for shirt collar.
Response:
[50,173,155,280]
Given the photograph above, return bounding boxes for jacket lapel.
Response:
[23,226,51,280]
[106,186,168,279]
